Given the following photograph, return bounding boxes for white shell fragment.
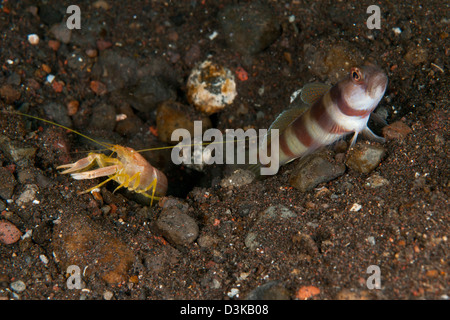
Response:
[187,60,237,115]
[27,34,40,45]
[350,203,362,212]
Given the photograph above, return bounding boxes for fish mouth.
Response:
[362,65,388,99]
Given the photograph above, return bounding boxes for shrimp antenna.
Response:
[4,110,113,150]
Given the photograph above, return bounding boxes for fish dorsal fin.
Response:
[301,82,332,105]
[264,103,309,146]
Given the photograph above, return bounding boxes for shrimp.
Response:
[57,144,168,206]
[8,111,167,205]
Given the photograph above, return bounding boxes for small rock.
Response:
[0,220,22,245]
[156,100,212,143]
[39,254,49,264]
[27,34,39,45]
[10,280,26,293]
[292,232,319,256]
[158,196,189,214]
[187,60,237,115]
[52,214,135,284]
[90,80,108,96]
[220,169,255,188]
[15,184,39,206]
[365,174,389,188]
[43,102,72,128]
[295,285,320,300]
[404,47,428,65]
[50,22,72,44]
[66,100,79,116]
[0,167,17,200]
[219,3,281,55]
[0,135,37,167]
[91,50,139,92]
[89,103,116,131]
[0,84,21,103]
[335,288,371,300]
[67,51,88,70]
[382,121,412,141]
[246,281,290,300]
[48,39,61,51]
[127,76,176,112]
[289,155,346,192]
[346,142,386,174]
[155,208,199,246]
[103,290,114,300]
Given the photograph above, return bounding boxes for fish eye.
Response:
[351,68,363,82]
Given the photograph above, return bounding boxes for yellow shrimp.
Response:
[8,111,167,205]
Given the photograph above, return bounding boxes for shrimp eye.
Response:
[351,68,363,82]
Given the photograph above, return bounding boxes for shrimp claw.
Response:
[58,146,168,206]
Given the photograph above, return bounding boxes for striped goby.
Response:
[258,63,388,174]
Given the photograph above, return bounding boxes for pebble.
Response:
[50,22,72,44]
[10,280,26,293]
[89,80,108,96]
[155,208,199,246]
[404,46,428,65]
[0,84,21,103]
[246,281,290,300]
[346,142,386,174]
[187,60,237,115]
[27,34,39,45]
[52,214,135,284]
[43,102,73,128]
[91,50,139,92]
[128,76,176,112]
[89,103,116,131]
[48,39,60,51]
[0,220,22,244]
[39,254,49,264]
[295,285,320,300]
[156,100,212,143]
[365,174,390,188]
[0,167,17,200]
[15,184,39,206]
[382,121,412,141]
[0,135,37,167]
[219,3,281,55]
[220,169,255,188]
[103,290,114,300]
[289,154,346,192]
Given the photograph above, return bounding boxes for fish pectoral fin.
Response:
[370,112,388,126]
[362,127,385,143]
[349,132,359,148]
[301,83,332,105]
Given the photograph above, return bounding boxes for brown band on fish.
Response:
[291,115,314,147]
[310,95,349,135]
[330,85,372,117]
[279,135,296,158]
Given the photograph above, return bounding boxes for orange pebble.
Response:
[296,286,320,300]
[235,66,249,81]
